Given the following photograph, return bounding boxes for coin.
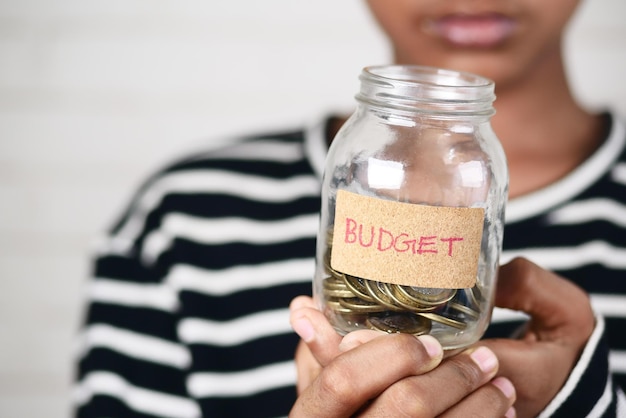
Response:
[343,274,375,302]
[417,312,467,329]
[396,286,457,306]
[321,232,485,337]
[322,276,349,291]
[447,301,479,319]
[323,288,358,298]
[364,280,402,311]
[339,297,387,313]
[326,300,354,314]
[367,312,432,335]
[386,286,438,312]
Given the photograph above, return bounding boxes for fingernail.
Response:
[470,346,498,373]
[505,406,516,418]
[491,376,515,399]
[291,315,315,343]
[417,335,443,358]
[289,296,308,310]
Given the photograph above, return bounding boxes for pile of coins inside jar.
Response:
[322,239,483,336]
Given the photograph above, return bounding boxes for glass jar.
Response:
[313,65,508,353]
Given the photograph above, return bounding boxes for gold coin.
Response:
[364,280,402,311]
[323,288,358,298]
[326,300,353,314]
[468,286,483,307]
[338,297,387,313]
[367,312,432,335]
[323,277,349,291]
[447,301,480,319]
[343,274,375,302]
[417,312,467,330]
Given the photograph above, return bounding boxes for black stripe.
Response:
[189,333,300,373]
[159,194,320,221]
[77,349,188,396]
[180,282,311,321]
[198,385,297,418]
[85,303,179,341]
[160,238,316,271]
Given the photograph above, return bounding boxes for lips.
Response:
[426,13,517,48]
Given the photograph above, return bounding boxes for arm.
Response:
[73,187,200,418]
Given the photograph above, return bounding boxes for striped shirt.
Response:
[74,112,626,417]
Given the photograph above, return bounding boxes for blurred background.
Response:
[0,0,625,417]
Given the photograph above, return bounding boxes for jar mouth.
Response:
[356,65,495,116]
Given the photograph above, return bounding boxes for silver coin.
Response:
[386,285,439,312]
[396,286,457,307]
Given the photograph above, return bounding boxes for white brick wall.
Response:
[0,1,624,417]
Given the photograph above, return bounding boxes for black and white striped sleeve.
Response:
[73,177,202,418]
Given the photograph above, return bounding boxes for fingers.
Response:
[438,377,517,418]
[290,296,516,417]
[289,296,342,366]
[290,332,444,417]
[480,338,555,416]
[294,340,321,394]
[488,258,596,417]
[496,258,594,343]
[360,346,513,417]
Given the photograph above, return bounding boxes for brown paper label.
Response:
[331,190,484,289]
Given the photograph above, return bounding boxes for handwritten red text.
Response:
[343,217,464,256]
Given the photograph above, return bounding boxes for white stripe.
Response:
[585,376,613,418]
[189,140,305,163]
[506,117,625,223]
[165,258,315,296]
[166,258,314,296]
[590,294,626,318]
[99,171,319,256]
[76,324,191,369]
[538,315,605,418]
[617,388,626,418]
[141,213,318,264]
[74,371,201,418]
[490,297,626,325]
[178,308,292,346]
[187,360,296,398]
[548,198,626,227]
[612,162,626,185]
[490,307,529,323]
[610,351,626,374]
[501,241,626,270]
[157,213,318,244]
[88,279,178,311]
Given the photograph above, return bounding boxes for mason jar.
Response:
[313,65,508,353]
